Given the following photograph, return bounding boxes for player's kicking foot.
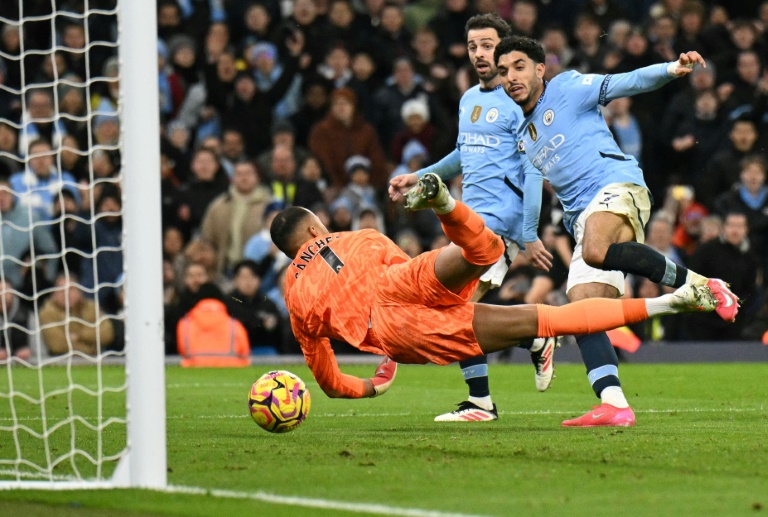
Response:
[706,279,740,322]
[405,173,454,213]
[670,284,718,313]
[562,403,636,427]
[531,337,559,392]
[434,401,498,422]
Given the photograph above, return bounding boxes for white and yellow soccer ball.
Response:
[248,370,311,433]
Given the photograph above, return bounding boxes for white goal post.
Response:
[0,0,166,489]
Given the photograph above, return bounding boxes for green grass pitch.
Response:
[1,362,767,516]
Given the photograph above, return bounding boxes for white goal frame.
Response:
[0,0,166,489]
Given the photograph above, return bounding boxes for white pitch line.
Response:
[165,485,490,517]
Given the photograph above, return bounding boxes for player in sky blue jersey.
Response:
[494,36,740,427]
[390,15,558,423]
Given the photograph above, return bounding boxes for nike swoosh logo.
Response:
[592,413,605,419]
[376,369,386,376]
[722,295,734,308]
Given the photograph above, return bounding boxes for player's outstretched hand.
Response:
[524,239,553,272]
[370,356,397,397]
[388,173,419,203]
[670,51,705,77]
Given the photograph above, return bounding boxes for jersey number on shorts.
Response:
[319,246,345,274]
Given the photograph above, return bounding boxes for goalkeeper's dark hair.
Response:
[494,36,545,66]
[465,14,512,40]
[270,206,312,256]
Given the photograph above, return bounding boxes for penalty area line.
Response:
[165,485,490,517]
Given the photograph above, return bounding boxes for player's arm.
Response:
[520,146,553,271]
[389,149,461,203]
[296,326,396,399]
[575,51,706,107]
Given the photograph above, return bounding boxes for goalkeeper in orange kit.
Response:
[270,174,721,400]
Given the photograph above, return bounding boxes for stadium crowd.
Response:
[0,0,766,360]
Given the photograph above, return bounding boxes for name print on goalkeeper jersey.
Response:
[517,65,676,234]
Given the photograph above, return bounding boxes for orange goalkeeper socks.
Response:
[537,298,648,338]
[437,200,503,266]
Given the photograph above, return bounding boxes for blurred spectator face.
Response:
[293,0,317,25]
[234,265,261,297]
[731,24,756,50]
[761,2,768,27]
[475,0,497,14]
[445,0,468,13]
[542,28,568,54]
[301,157,322,183]
[63,25,85,50]
[405,113,427,133]
[163,226,185,257]
[730,121,757,151]
[607,20,632,49]
[41,52,67,80]
[574,16,600,47]
[217,53,237,82]
[723,213,748,246]
[694,90,718,119]
[163,259,175,286]
[512,1,537,33]
[740,160,766,194]
[206,23,229,54]
[736,52,761,84]
[690,66,714,91]
[646,218,674,250]
[60,87,85,115]
[326,47,351,76]
[95,118,119,145]
[92,150,115,177]
[173,44,196,69]
[168,123,190,150]
[304,83,329,109]
[98,194,121,224]
[201,135,222,155]
[393,59,415,89]
[350,167,369,186]
[329,0,354,29]
[625,31,648,56]
[381,5,404,33]
[651,15,676,44]
[2,26,20,52]
[357,210,379,230]
[184,263,209,293]
[0,181,14,213]
[700,216,722,242]
[232,162,259,194]
[28,141,54,178]
[0,123,17,153]
[271,146,297,180]
[28,91,53,119]
[331,205,352,228]
[366,0,385,15]
[60,135,80,169]
[191,149,220,181]
[680,8,703,35]
[245,4,270,33]
[252,45,276,75]
[330,96,354,125]
[273,130,294,149]
[52,276,83,309]
[158,3,181,32]
[607,96,631,117]
[413,29,438,59]
[235,74,257,101]
[1,279,15,308]
[352,53,376,81]
[222,130,244,160]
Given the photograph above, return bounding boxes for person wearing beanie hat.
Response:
[309,87,388,192]
[338,154,377,213]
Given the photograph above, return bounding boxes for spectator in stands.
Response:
[280,0,326,69]
[165,261,219,354]
[571,14,607,73]
[410,27,457,114]
[239,4,278,51]
[0,279,32,362]
[219,128,247,177]
[338,155,378,212]
[0,25,22,91]
[309,87,388,192]
[317,44,373,120]
[699,214,723,244]
[390,97,447,164]
[511,0,540,39]
[580,0,629,30]
[200,160,273,277]
[605,96,643,165]
[256,120,310,179]
[715,155,768,272]
[18,89,67,154]
[0,121,20,174]
[250,41,303,120]
[10,139,80,220]
[170,147,229,240]
[51,188,81,275]
[674,1,706,54]
[720,50,763,118]
[73,185,123,313]
[289,76,331,147]
[269,144,323,208]
[428,0,474,67]
[39,273,115,356]
[697,114,760,210]
[373,2,412,71]
[91,57,119,128]
[686,212,758,340]
[645,214,686,266]
[326,0,371,56]
[227,259,283,352]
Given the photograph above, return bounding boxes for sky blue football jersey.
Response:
[456,84,536,244]
[518,64,676,234]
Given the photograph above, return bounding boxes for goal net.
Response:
[0,1,165,488]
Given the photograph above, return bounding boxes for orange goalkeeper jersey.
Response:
[284,230,410,397]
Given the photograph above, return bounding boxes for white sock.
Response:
[468,395,494,411]
[686,270,708,286]
[645,294,675,316]
[600,386,629,408]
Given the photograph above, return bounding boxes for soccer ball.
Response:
[248,370,311,433]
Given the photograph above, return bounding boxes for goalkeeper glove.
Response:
[370,356,397,397]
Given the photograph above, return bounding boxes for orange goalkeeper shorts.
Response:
[366,249,484,365]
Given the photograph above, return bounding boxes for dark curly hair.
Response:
[494,36,546,66]
[465,14,512,40]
